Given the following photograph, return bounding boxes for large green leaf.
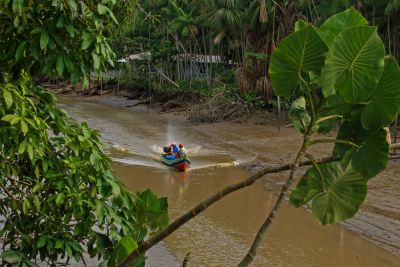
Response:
[269,25,328,97]
[319,7,367,47]
[361,56,400,130]
[108,236,138,267]
[321,26,385,102]
[333,118,389,178]
[317,94,349,134]
[116,236,137,263]
[139,189,160,212]
[333,114,367,157]
[352,128,389,178]
[290,161,367,225]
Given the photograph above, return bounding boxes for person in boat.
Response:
[178,144,187,158]
[163,146,176,160]
[170,142,179,156]
[163,146,171,154]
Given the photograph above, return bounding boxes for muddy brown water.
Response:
[61,96,400,267]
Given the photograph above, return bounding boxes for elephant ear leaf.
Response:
[269,25,328,97]
[352,128,389,179]
[321,26,385,102]
[290,161,367,225]
[319,7,368,47]
[361,56,400,130]
[332,117,389,179]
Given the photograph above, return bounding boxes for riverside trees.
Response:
[0,1,167,266]
[122,0,400,98]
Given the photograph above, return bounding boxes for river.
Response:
[61,95,400,267]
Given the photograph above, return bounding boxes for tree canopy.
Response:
[0,1,167,266]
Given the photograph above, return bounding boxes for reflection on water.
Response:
[61,96,400,267]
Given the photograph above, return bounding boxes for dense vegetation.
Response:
[116,0,400,102]
[0,1,167,266]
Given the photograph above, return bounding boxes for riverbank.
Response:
[50,81,278,125]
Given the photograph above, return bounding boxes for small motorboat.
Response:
[161,154,191,172]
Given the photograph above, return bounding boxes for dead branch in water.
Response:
[118,143,400,267]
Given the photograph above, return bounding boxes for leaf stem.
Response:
[305,153,326,192]
[315,114,342,124]
[310,138,360,148]
[299,74,316,122]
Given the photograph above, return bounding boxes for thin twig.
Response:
[309,138,360,148]
[315,115,342,124]
[0,183,16,201]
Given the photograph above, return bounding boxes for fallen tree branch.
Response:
[118,143,400,267]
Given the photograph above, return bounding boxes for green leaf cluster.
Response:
[269,8,400,225]
[0,0,136,84]
[0,77,168,266]
[0,0,168,266]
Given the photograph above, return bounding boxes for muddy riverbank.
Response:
[60,95,400,266]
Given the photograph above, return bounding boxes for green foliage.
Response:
[0,0,136,83]
[269,24,328,97]
[352,128,389,178]
[290,160,367,225]
[0,77,168,265]
[321,26,385,102]
[0,0,168,266]
[361,56,400,130]
[318,8,368,47]
[270,8,400,225]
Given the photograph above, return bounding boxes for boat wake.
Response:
[188,158,254,171]
[109,157,166,169]
[107,142,253,171]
